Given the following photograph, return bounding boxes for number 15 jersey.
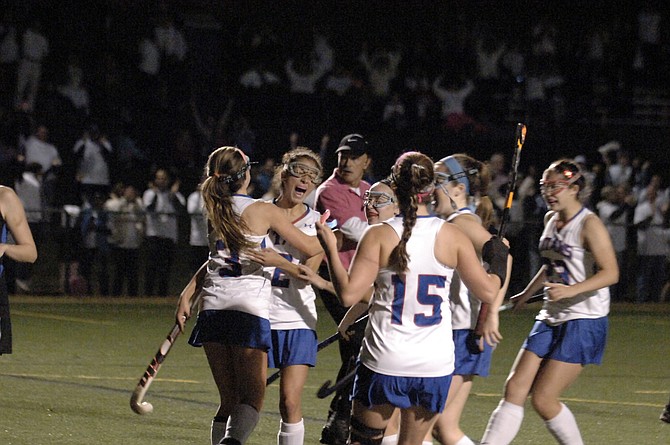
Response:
[360,216,456,378]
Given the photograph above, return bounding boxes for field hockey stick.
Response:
[498,292,544,312]
[475,123,527,335]
[130,293,202,415]
[266,314,370,386]
[317,366,356,399]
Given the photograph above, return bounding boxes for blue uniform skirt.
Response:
[352,362,453,414]
[523,317,608,365]
[189,309,272,352]
[268,328,317,368]
[453,329,493,377]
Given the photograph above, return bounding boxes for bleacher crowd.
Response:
[1,1,670,302]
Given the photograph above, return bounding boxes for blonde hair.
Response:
[200,146,256,253]
[271,146,324,193]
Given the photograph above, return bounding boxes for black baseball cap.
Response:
[335,134,369,156]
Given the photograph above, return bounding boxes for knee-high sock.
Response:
[224,404,260,444]
[480,400,524,445]
[454,435,476,445]
[277,419,304,445]
[545,403,584,445]
[380,433,398,445]
[211,416,228,445]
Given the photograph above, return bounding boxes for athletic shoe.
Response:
[320,413,349,445]
[661,404,670,423]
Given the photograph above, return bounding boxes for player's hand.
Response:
[316,211,337,252]
[176,301,191,333]
[543,282,574,301]
[480,310,502,349]
[246,248,286,267]
[508,292,526,313]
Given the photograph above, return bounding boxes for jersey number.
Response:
[271,253,294,288]
[390,274,445,326]
[215,239,242,277]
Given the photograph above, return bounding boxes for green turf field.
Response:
[1,297,668,444]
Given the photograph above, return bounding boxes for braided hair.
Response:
[389,151,435,272]
[200,146,256,254]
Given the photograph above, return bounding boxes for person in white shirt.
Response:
[73,124,113,205]
[23,124,61,211]
[187,185,209,275]
[632,176,669,303]
[142,168,185,296]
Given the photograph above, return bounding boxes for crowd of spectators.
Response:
[1,1,669,300]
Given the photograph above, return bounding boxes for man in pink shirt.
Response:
[314,133,372,445]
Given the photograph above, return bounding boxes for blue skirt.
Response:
[189,309,272,351]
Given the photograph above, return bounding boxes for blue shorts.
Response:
[453,329,493,377]
[523,317,608,365]
[268,328,317,368]
[352,362,452,414]
[188,309,271,351]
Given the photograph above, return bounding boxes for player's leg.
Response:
[480,348,543,445]
[278,364,309,445]
[397,405,438,445]
[222,345,267,444]
[531,359,584,445]
[349,400,394,445]
[204,342,237,445]
[433,374,476,445]
[380,408,400,444]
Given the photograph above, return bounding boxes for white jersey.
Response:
[360,216,456,377]
[537,208,610,325]
[200,195,272,318]
[267,204,320,330]
[446,208,482,330]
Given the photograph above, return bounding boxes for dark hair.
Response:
[389,151,434,272]
[200,146,255,253]
[546,158,589,201]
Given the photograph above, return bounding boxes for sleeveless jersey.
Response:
[360,216,456,377]
[0,214,6,277]
[267,204,320,330]
[537,208,610,325]
[200,195,272,318]
[446,208,482,330]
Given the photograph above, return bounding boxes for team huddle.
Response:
[172,132,619,445]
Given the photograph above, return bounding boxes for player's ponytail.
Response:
[201,146,256,254]
[389,151,434,272]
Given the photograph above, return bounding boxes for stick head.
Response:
[316,380,334,399]
[130,391,154,414]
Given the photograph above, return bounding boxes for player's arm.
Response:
[176,261,207,331]
[0,187,37,263]
[545,215,619,301]
[316,221,379,307]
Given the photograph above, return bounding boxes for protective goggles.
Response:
[216,160,257,184]
[286,162,322,184]
[363,190,396,209]
[539,173,581,196]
